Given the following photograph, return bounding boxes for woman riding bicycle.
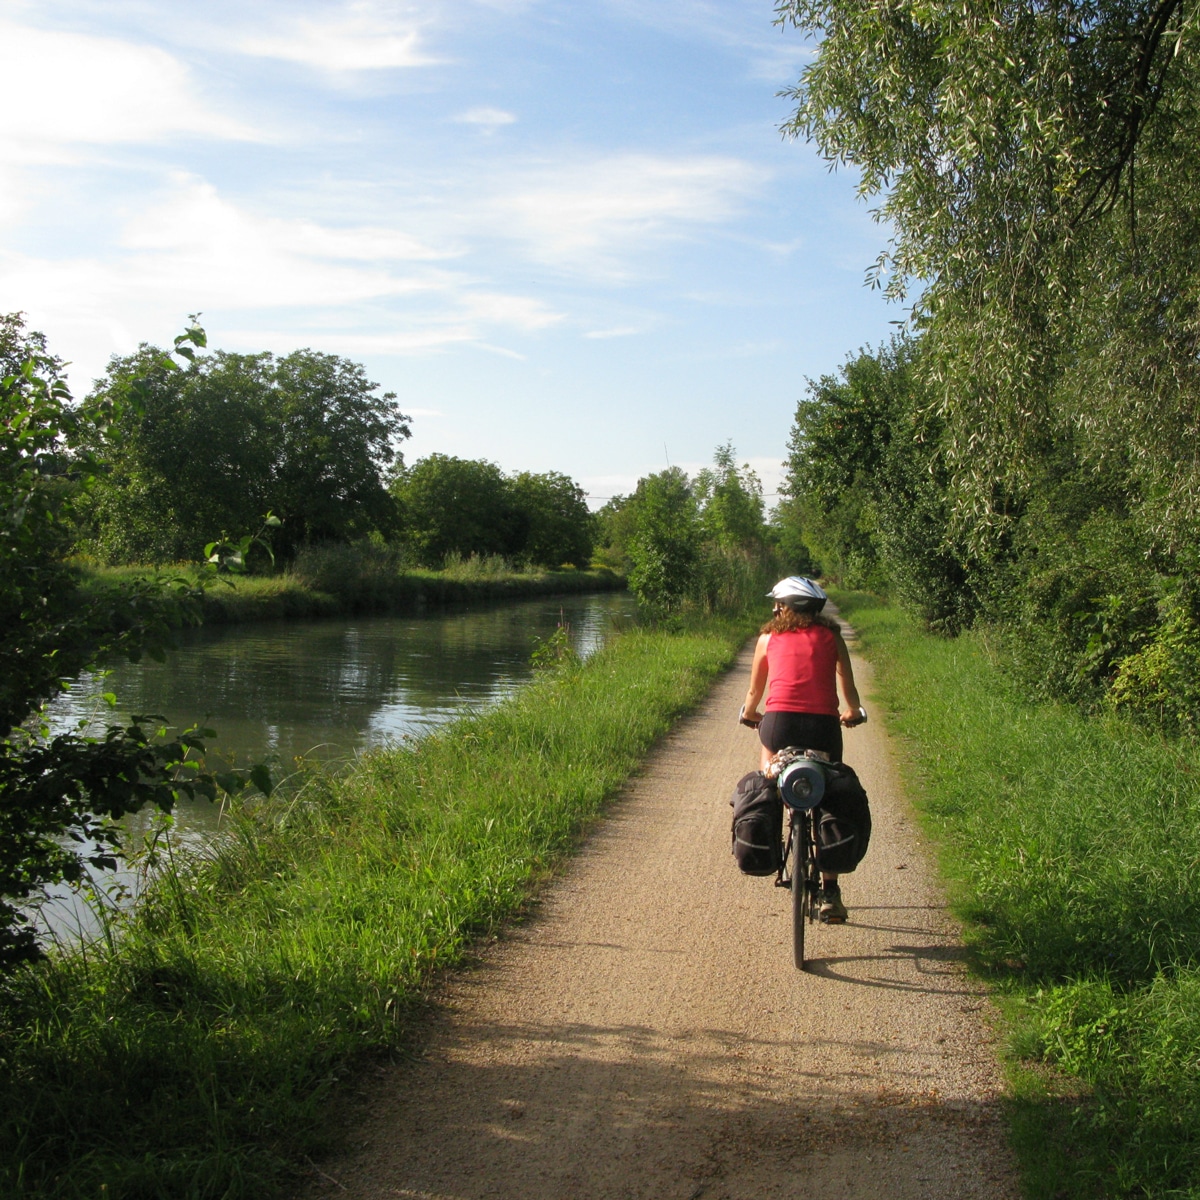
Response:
[740,576,864,923]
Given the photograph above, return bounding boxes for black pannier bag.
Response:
[817,762,872,873]
[730,771,783,875]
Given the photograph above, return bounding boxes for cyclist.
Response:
[739,576,864,923]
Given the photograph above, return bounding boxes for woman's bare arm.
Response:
[833,629,863,722]
[741,633,771,724]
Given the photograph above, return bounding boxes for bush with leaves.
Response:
[392,455,596,570]
[0,315,269,967]
[693,442,767,552]
[624,468,704,615]
[391,454,524,567]
[781,335,981,631]
[508,470,594,568]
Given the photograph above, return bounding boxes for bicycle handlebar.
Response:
[740,706,867,729]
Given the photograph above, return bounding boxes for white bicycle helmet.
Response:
[767,575,827,613]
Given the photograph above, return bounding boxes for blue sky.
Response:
[0,0,901,506]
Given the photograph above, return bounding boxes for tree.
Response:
[625,468,703,614]
[508,471,594,568]
[693,442,767,551]
[778,0,1200,548]
[269,350,408,555]
[778,0,1200,716]
[593,494,637,573]
[392,455,524,567]
[782,336,980,629]
[0,315,268,967]
[81,349,409,563]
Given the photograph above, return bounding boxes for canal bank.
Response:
[78,557,625,627]
[38,592,637,944]
[1,612,752,1200]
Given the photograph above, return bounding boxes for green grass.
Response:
[833,590,1200,1199]
[75,551,625,626]
[0,618,746,1199]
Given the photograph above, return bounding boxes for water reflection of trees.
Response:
[69,595,632,768]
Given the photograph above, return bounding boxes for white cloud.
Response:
[453,106,517,131]
[0,175,564,385]
[124,185,455,267]
[602,0,809,83]
[484,154,767,275]
[584,326,641,339]
[0,21,255,158]
[237,4,440,71]
[108,176,446,307]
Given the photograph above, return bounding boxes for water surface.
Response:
[54,592,634,789]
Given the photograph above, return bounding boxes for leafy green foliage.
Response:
[390,454,526,567]
[80,347,409,563]
[837,590,1200,1197]
[777,0,1200,708]
[529,621,581,673]
[625,467,704,614]
[692,442,766,552]
[507,470,594,567]
[0,314,269,967]
[391,456,595,570]
[601,446,779,617]
[778,0,1200,525]
[593,493,638,573]
[0,621,742,1198]
[781,336,980,630]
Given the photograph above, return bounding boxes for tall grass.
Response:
[72,545,624,626]
[834,591,1200,1198]
[0,619,745,1199]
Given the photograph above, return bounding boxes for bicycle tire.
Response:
[792,816,810,970]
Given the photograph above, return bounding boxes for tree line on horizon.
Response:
[39,323,595,572]
[5,308,790,599]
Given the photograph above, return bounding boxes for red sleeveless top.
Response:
[764,625,839,716]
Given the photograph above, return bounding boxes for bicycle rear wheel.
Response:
[791,816,812,970]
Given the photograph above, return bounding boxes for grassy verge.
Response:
[0,617,746,1199]
[833,590,1200,1199]
[77,554,625,625]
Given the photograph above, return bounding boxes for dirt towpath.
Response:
[304,623,1019,1199]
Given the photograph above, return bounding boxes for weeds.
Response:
[0,619,746,1198]
[73,549,625,626]
[834,590,1200,1198]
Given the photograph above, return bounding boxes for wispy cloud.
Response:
[0,20,256,159]
[584,326,641,339]
[236,3,441,71]
[602,0,809,83]
[0,174,565,384]
[482,153,767,276]
[453,107,518,132]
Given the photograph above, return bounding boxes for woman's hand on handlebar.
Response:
[738,705,762,728]
[840,706,867,728]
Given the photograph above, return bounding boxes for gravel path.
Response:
[304,622,1019,1199]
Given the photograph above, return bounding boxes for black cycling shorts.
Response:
[758,710,842,762]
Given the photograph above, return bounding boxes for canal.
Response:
[40,590,635,935]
